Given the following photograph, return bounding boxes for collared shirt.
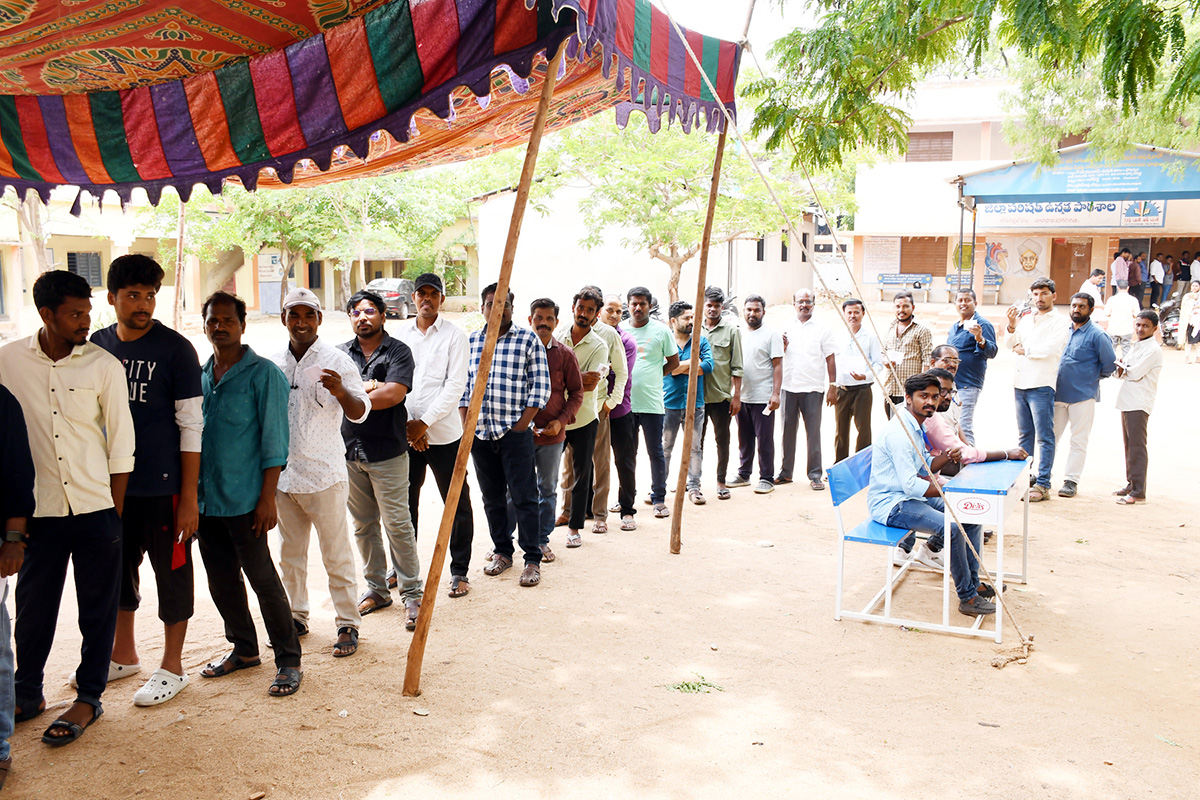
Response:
[925,410,985,465]
[91,322,204,497]
[610,325,638,419]
[272,338,370,494]
[1111,257,1129,283]
[1006,310,1070,390]
[589,322,629,413]
[0,335,135,518]
[1115,337,1163,413]
[782,317,837,393]
[837,327,883,388]
[533,337,582,445]
[622,318,676,415]
[1106,292,1140,337]
[198,346,290,518]
[1078,280,1104,309]
[398,315,469,446]
[702,316,743,404]
[740,324,784,404]
[867,407,932,524]
[945,313,998,391]
[663,335,713,409]
[1150,259,1165,283]
[0,384,35,524]
[1055,320,1117,404]
[1129,260,1144,286]
[461,324,550,440]
[882,320,933,396]
[339,332,414,463]
[555,326,608,429]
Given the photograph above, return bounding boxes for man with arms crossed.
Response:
[833,297,882,463]
[196,292,301,697]
[662,301,714,504]
[700,286,743,500]
[0,271,135,744]
[555,289,603,547]
[600,295,640,531]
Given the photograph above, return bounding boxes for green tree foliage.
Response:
[747,0,1197,170]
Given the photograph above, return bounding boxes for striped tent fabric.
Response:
[0,0,740,207]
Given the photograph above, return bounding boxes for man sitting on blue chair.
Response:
[868,373,996,617]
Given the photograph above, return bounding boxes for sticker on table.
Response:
[955,497,992,516]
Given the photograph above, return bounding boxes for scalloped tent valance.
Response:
[0,0,740,207]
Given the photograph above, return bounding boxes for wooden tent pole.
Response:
[403,42,567,697]
[669,126,728,554]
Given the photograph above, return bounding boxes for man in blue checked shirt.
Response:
[462,283,551,588]
[945,288,998,446]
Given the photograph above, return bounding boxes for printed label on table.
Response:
[955,496,992,516]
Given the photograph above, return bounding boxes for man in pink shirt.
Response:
[1110,248,1131,297]
[925,369,1027,467]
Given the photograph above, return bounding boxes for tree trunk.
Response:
[666,251,684,304]
[279,245,292,310]
[339,263,352,310]
[173,202,187,330]
[17,191,51,273]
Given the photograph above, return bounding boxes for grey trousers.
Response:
[348,454,423,603]
[1121,410,1150,498]
[779,390,824,482]
[277,482,362,631]
[663,407,704,491]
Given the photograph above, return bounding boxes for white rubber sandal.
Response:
[69,660,141,688]
[133,669,188,707]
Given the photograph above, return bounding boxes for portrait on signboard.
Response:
[1017,238,1044,274]
[985,238,1046,278]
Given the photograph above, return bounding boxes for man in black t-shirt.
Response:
[92,255,203,707]
[338,291,423,630]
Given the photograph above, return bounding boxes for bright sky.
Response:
[659,0,815,57]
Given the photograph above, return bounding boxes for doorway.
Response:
[1050,238,1092,302]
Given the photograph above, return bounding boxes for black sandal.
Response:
[268,667,302,697]
[448,575,470,598]
[14,700,46,724]
[41,704,102,747]
[200,653,262,678]
[332,626,358,658]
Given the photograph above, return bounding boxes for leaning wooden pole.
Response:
[669,126,728,555]
[403,43,566,696]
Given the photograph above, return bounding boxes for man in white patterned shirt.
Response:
[462,283,551,588]
[272,288,370,659]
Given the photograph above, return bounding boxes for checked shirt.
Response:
[461,324,551,440]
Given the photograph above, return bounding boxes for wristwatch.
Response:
[4,530,24,544]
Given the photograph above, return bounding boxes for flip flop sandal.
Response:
[717,488,731,500]
[201,654,262,678]
[483,554,513,576]
[357,590,393,616]
[1115,495,1146,505]
[565,532,582,548]
[332,626,359,658]
[519,564,541,587]
[653,504,670,518]
[268,667,302,697]
[41,705,102,747]
[609,502,621,514]
[620,515,637,531]
[448,576,470,598]
[540,544,557,562]
[688,490,706,505]
[405,600,421,631]
[592,520,608,534]
[133,669,189,707]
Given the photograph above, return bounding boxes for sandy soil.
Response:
[4,304,1198,799]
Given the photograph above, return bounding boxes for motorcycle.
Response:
[1156,288,1182,347]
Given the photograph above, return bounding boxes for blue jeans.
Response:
[0,583,12,761]
[662,407,703,491]
[632,412,667,504]
[958,384,982,447]
[505,440,564,547]
[887,497,982,602]
[1015,386,1056,487]
[473,428,542,565]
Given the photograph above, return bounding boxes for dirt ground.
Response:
[4,303,1198,799]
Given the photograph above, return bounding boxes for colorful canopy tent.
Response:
[0,0,740,205]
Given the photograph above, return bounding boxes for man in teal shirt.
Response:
[663,301,713,504]
[195,292,303,698]
[620,287,679,518]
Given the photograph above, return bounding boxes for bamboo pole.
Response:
[669,127,728,554]
[403,42,567,697]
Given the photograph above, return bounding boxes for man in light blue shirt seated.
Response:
[866,372,996,617]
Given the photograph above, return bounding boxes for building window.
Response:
[755,238,765,262]
[905,132,953,162]
[307,260,322,290]
[67,252,102,287]
[801,232,809,263]
[900,237,950,277]
[781,235,789,262]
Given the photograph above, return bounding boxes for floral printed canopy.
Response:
[0,0,740,205]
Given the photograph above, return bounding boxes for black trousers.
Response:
[198,512,301,670]
[1131,283,1145,308]
[562,420,598,529]
[409,439,476,579]
[16,508,121,712]
[834,383,873,463]
[736,402,775,482]
[703,400,733,484]
[1149,282,1162,307]
[885,395,903,419]
[608,412,638,516]
[779,390,824,482]
[472,429,541,565]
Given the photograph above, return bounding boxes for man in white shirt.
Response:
[778,288,837,490]
[833,297,882,462]
[1078,269,1106,311]
[1106,280,1141,357]
[1114,310,1163,505]
[398,274,474,598]
[1005,277,1070,502]
[272,288,370,658]
[0,271,135,744]
[1149,252,1165,307]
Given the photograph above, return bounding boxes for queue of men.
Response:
[0,262,1166,777]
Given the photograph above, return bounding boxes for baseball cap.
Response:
[283,287,322,311]
[413,273,444,294]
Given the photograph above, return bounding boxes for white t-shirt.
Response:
[1078,279,1104,308]
[781,317,837,393]
[1107,292,1141,337]
[740,324,784,404]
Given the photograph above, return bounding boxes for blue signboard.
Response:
[961,145,1200,204]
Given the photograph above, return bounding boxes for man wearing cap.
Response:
[398,273,475,598]
[272,287,370,658]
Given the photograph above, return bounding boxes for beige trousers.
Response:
[277,482,362,631]
[561,411,611,521]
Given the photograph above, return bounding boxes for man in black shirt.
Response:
[338,291,423,630]
[92,255,203,707]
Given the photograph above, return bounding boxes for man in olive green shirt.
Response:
[701,287,743,500]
